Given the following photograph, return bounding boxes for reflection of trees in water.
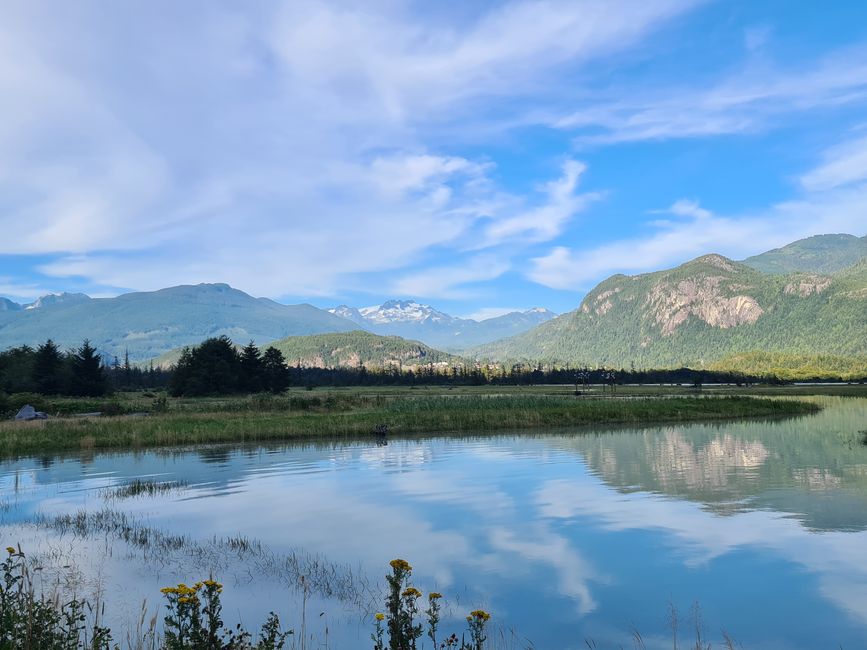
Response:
[648,431,769,491]
[563,397,867,531]
[579,427,772,502]
[791,467,843,490]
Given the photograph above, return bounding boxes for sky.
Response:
[1,0,867,319]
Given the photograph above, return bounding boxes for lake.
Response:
[2,396,867,649]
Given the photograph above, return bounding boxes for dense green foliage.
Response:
[472,252,867,370]
[169,337,289,396]
[270,330,459,368]
[0,283,354,363]
[0,340,109,397]
[710,351,867,381]
[743,233,867,275]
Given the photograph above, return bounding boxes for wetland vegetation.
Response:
[0,388,821,457]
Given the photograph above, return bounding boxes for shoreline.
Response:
[0,394,820,458]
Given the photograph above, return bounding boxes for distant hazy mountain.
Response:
[0,298,22,312]
[0,283,356,362]
[328,300,556,350]
[270,330,460,369]
[742,233,867,275]
[471,235,867,371]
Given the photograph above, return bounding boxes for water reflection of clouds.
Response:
[488,524,601,614]
[536,476,867,624]
[5,399,867,647]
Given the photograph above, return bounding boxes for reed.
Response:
[0,394,819,457]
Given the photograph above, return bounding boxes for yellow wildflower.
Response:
[5,546,15,555]
[375,613,385,621]
[469,610,491,621]
[389,558,412,572]
[402,587,422,599]
[429,592,442,600]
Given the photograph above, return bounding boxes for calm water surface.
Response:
[2,396,867,649]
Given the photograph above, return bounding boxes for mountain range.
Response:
[0,284,353,362]
[1,233,864,375]
[471,234,867,375]
[0,286,553,362]
[328,300,556,350]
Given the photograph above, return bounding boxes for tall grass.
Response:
[0,395,819,457]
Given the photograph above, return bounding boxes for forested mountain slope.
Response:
[742,233,867,275]
[471,252,867,369]
[269,330,459,368]
[0,284,355,362]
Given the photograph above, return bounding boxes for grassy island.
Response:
[0,388,821,457]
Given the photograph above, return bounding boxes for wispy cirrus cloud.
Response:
[530,171,867,291]
[0,0,702,300]
[800,133,867,191]
[390,255,511,300]
[554,46,867,145]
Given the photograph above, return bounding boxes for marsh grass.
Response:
[101,479,189,500]
[33,508,375,609]
[0,394,819,457]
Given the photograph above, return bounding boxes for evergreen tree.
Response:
[0,345,36,393]
[169,337,241,396]
[70,340,108,397]
[239,341,264,393]
[123,349,132,388]
[32,340,63,395]
[168,347,195,396]
[262,346,290,394]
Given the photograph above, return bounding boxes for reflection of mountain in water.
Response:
[559,397,867,532]
[3,397,867,534]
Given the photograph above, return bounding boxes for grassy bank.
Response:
[0,392,820,457]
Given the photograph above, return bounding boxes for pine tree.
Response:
[32,339,63,395]
[239,341,264,393]
[70,340,108,397]
[262,346,290,394]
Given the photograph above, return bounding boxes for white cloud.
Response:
[666,199,712,220]
[483,160,602,244]
[390,255,510,300]
[800,134,867,191]
[268,0,702,123]
[0,1,699,297]
[529,185,867,291]
[554,46,867,145]
[0,279,53,302]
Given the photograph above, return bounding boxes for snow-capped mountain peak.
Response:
[524,307,556,316]
[25,292,91,310]
[357,300,455,325]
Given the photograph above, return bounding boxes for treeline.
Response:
[0,340,170,397]
[4,335,861,400]
[170,336,289,396]
[282,363,773,388]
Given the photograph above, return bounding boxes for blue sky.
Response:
[1,0,866,318]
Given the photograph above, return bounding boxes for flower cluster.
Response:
[467,610,491,622]
[375,558,491,650]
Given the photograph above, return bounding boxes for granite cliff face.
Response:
[470,240,867,368]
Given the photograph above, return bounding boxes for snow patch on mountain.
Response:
[25,292,91,310]
[355,300,455,324]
